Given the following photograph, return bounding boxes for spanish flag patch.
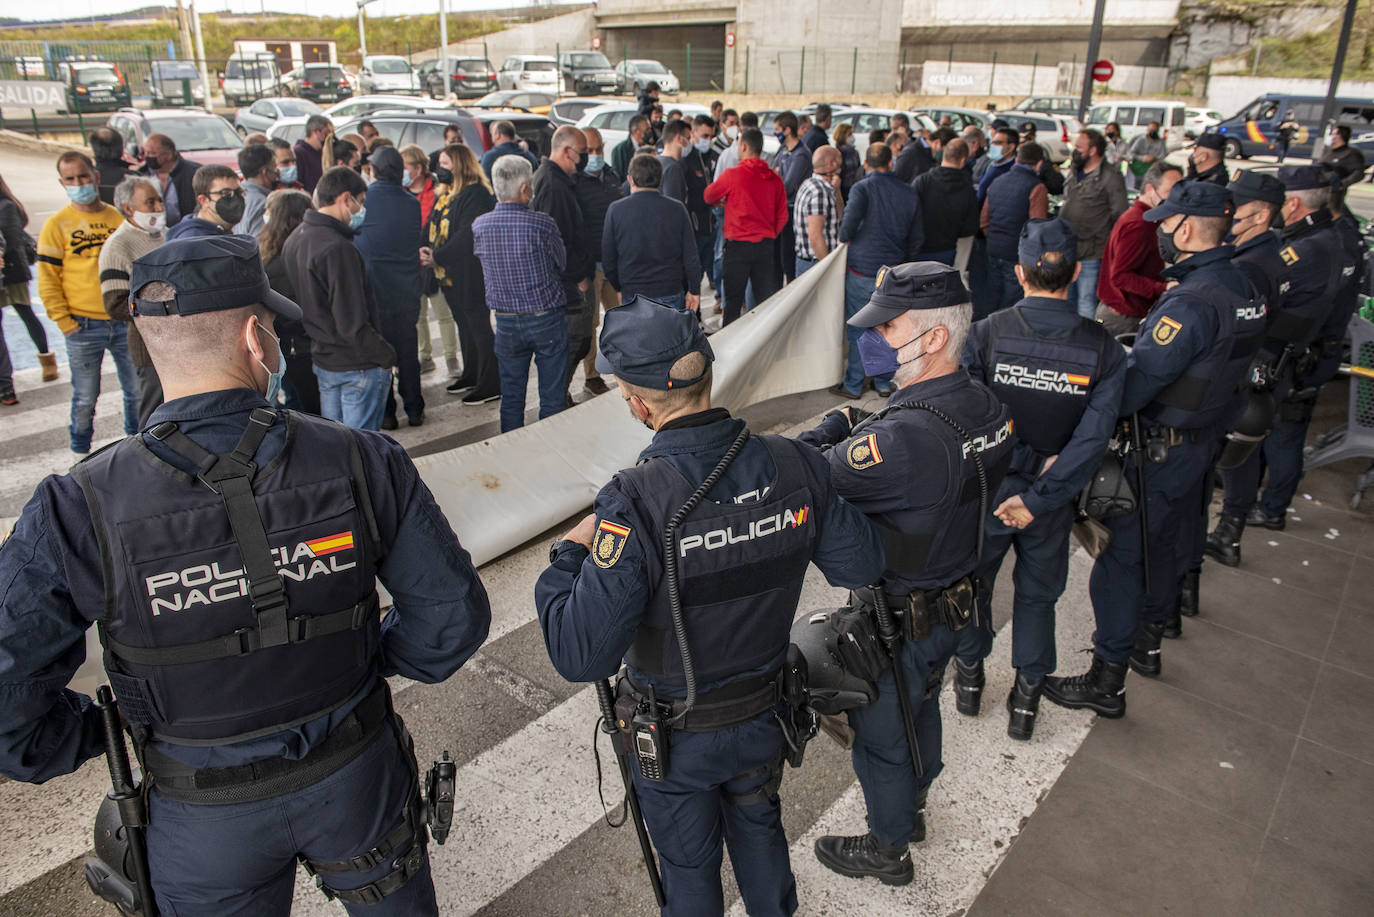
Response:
[847,433,884,470]
[593,520,630,569]
[304,531,355,557]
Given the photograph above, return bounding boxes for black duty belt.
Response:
[619,670,782,733]
[1144,424,1220,446]
[141,680,392,805]
[852,575,977,642]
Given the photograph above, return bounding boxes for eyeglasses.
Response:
[208,188,244,200]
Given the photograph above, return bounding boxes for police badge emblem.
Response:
[593,520,630,568]
[1152,315,1183,346]
[846,433,883,470]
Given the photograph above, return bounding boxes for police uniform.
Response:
[950,220,1126,741]
[1186,133,1230,187]
[0,236,492,916]
[1043,182,1266,714]
[535,297,883,917]
[795,263,1014,882]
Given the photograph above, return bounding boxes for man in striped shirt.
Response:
[793,146,844,277]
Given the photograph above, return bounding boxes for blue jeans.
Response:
[984,256,1023,316]
[313,365,392,431]
[66,316,138,452]
[795,255,818,276]
[696,233,716,294]
[1066,258,1102,320]
[842,271,892,395]
[494,309,568,433]
[634,291,686,310]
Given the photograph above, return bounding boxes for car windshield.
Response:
[278,99,321,116]
[154,62,199,80]
[456,59,489,71]
[305,67,344,80]
[634,61,667,74]
[147,115,241,150]
[226,60,275,79]
[474,92,514,106]
[75,65,120,83]
[371,59,410,74]
[523,60,557,72]
[569,53,611,69]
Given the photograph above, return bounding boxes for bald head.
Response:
[550,125,588,174]
[812,145,841,172]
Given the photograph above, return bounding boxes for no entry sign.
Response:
[1092,59,1114,83]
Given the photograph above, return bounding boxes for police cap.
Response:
[848,262,970,328]
[1143,180,1234,222]
[1018,217,1078,268]
[130,235,302,321]
[595,295,714,390]
[1277,164,1330,192]
[1228,170,1286,206]
[1194,132,1225,151]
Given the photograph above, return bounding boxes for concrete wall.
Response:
[417,8,596,65]
[1207,76,1374,120]
[729,0,904,94]
[911,59,1170,98]
[902,0,1178,27]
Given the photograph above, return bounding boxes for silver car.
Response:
[234,97,323,138]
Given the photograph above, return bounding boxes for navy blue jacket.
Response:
[839,171,924,276]
[602,189,702,298]
[977,157,1014,206]
[165,216,227,240]
[984,164,1042,263]
[0,389,491,783]
[480,140,538,179]
[802,125,830,153]
[355,179,423,306]
[774,139,813,204]
[536,410,883,687]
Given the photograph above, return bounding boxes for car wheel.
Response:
[1224,137,1245,160]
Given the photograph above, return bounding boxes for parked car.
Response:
[1011,95,1082,118]
[267,116,310,144]
[322,94,451,123]
[575,101,711,155]
[497,55,560,93]
[234,96,322,137]
[558,51,618,96]
[358,55,419,94]
[422,56,498,99]
[1183,107,1224,138]
[467,90,554,115]
[106,107,242,170]
[1008,112,1073,164]
[826,107,936,161]
[917,106,994,132]
[1084,99,1186,149]
[54,60,131,113]
[614,58,680,96]
[285,63,353,104]
[801,100,866,114]
[334,109,554,159]
[548,96,610,126]
[147,60,205,106]
[221,54,282,107]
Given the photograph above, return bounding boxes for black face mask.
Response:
[1156,222,1183,264]
[1070,150,1086,170]
[576,151,588,172]
[1146,130,1159,140]
[433,167,454,186]
[214,192,245,225]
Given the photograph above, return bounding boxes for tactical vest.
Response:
[1268,217,1345,356]
[1231,232,1291,353]
[983,307,1111,456]
[72,408,383,745]
[985,166,1041,263]
[1144,267,1269,431]
[619,435,820,687]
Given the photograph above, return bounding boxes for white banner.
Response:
[413,245,848,567]
[0,80,67,111]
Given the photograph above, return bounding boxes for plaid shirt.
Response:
[793,175,839,261]
[472,201,566,314]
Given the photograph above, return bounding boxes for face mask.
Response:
[987,144,1004,163]
[262,211,271,225]
[214,192,246,226]
[695,138,711,153]
[144,154,162,171]
[585,154,604,174]
[1156,222,1183,264]
[349,203,367,230]
[725,125,739,141]
[434,166,453,186]
[131,209,165,233]
[278,164,297,185]
[1146,131,1159,140]
[254,325,284,404]
[774,130,786,144]
[857,326,934,378]
[576,151,589,172]
[1070,149,1086,170]
[65,183,99,205]
[402,168,413,186]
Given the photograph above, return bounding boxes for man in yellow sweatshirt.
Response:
[37,151,136,455]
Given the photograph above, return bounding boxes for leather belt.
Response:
[619,670,782,733]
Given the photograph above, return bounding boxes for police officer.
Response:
[0,235,492,915]
[796,263,1014,883]
[1043,182,1266,712]
[535,296,882,916]
[951,219,1126,740]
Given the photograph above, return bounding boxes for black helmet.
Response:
[789,610,880,715]
[1079,451,1136,520]
[1216,388,1276,470]
[84,794,140,915]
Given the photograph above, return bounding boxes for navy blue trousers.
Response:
[632,713,797,917]
[146,725,435,916]
[1219,416,1310,519]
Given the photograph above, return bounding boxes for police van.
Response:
[1213,93,1374,159]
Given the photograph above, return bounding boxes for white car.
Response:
[322,94,451,124]
[827,107,936,162]
[576,101,711,155]
[497,55,560,93]
[1184,107,1224,139]
[359,56,419,94]
[267,116,310,144]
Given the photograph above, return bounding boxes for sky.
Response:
[8,0,570,23]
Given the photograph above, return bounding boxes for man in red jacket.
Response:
[1095,161,1181,335]
[704,127,787,326]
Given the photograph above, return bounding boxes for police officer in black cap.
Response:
[796,263,1014,883]
[1043,181,1266,712]
[535,295,882,915]
[950,219,1126,740]
[0,235,492,914]
[1186,132,1229,187]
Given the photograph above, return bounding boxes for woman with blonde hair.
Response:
[403,144,457,376]
[421,143,498,402]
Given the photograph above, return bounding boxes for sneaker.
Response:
[446,377,475,395]
[828,383,861,400]
[874,381,896,396]
[461,390,500,405]
[419,358,436,375]
[583,376,610,395]
[0,389,17,406]
[813,833,913,886]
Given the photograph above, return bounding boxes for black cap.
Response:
[1194,132,1225,151]
[1019,121,1036,132]
[369,145,404,184]
[849,262,970,328]
[1277,164,1330,191]
[1018,217,1078,268]
[1228,170,1286,206]
[130,235,302,321]
[1143,180,1235,222]
[595,295,713,390]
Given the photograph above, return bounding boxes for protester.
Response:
[1320,125,1366,188]
[712,108,739,156]
[235,144,276,236]
[283,166,396,430]
[657,118,691,203]
[637,80,661,118]
[532,126,594,398]
[1059,129,1128,319]
[612,114,650,180]
[772,112,812,284]
[481,120,538,178]
[429,123,465,175]
[981,142,1051,315]
[1103,122,1128,166]
[294,114,333,194]
[793,145,844,276]
[704,127,787,325]
[682,115,719,294]
[1096,161,1181,335]
[833,122,862,199]
[0,176,57,387]
[243,132,269,146]
[166,164,242,240]
[572,127,623,396]
[1125,120,1167,191]
[355,146,425,429]
[139,133,199,228]
[402,144,456,377]
[358,119,379,143]
[99,175,166,426]
[473,155,568,432]
[38,151,138,454]
[90,127,132,205]
[603,153,701,310]
[258,188,320,414]
[963,125,989,182]
[892,122,935,182]
[914,137,978,265]
[804,104,832,151]
[267,138,302,189]
[429,144,500,404]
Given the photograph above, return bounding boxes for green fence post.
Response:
[989,51,997,96]
[1030,50,1038,95]
[799,46,805,96]
[851,47,858,95]
[686,43,692,93]
[744,45,749,95]
[900,46,906,93]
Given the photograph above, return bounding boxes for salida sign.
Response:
[0,80,66,111]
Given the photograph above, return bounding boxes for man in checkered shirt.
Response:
[792,146,845,277]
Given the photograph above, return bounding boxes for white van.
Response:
[222,54,282,107]
[1084,99,1189,150]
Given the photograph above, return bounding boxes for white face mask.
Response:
[131,209,166,234]
[724,125,739,141]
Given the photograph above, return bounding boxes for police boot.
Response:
[1179,568,1200,618]
[814,832,914,886]
[1129,622,1165,678]
[1163,602,1182,640]
[1042,655,1127,718]
[912,785,929,843]
[953,658,984,717]
[1006,672,1043,741]
[1246,505,1286,531]
[1205,514,1246,568]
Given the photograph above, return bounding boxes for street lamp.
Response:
[357,0,379,60]
[439,0,450,100]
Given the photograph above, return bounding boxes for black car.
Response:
[423,57,497,100]
[559,51,618,96]
[56,61,132,113]
[335,109,554,160]
[289,64,353,104]
[148,60,205,106]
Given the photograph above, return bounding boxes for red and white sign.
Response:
[591,35,601,50]
[1092,59,1114,83]
[725,32,736,48]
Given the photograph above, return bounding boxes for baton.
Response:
[1129,414,1151,596]
[96,686,159,917]
[870,591,923,779]
[595,679,666,907]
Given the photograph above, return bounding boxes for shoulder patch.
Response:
[1279,245,1300,266]
[1152,315,1183,346]
[592,520,630,569]
[846,433,884,470]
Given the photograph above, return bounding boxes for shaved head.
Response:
[812,145,841,171]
